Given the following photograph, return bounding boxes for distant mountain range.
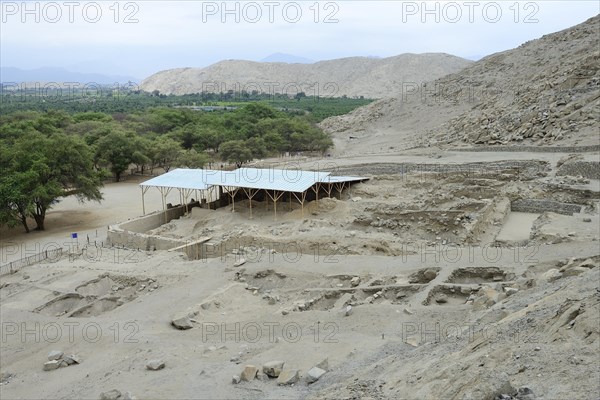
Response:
[259,53,315,64]
[140,53,472,98]
[0,67,139,84]
[319,15,600,149]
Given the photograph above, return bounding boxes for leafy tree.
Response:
[131,136,153,174]
[195,126,223,152]
[95,131,137,181]
[219,140,253,167]
[0,171,35,232]
[245,137,268,159]
[72,112,113,123]
[153,136,182,172]
[0,132,103,231]
[177,149,209,169]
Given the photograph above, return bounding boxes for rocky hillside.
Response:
[139,53,472,98]
[320,15,600,151]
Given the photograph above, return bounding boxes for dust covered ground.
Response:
[1,150,599,400]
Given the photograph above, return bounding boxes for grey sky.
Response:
[1,1,598,79]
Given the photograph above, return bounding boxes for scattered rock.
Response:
[233,258,246,267]
[344,305,353,316]
[231,375,241,384]
[516,386,536,400]
[240,365,258,381]
[350,277,361,287]
[100,390,122,400]
[563,266,588,277]
[256,371,269,381]
[263,361,285,378]
[171,316,193,330]
[315,358,329,371]
[47,350,64,361]
[43,360,61,371]
[423,269,438,281]
[146,359,165,371]
[0,372,13,384]
[277,369,300,385]
[578,258,597,269]
[306,367,326,383]
[582,218,592,223]
[64,354,82,365]
[403,308,414,315]
[542,268,562,282]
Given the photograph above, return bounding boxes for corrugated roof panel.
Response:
[205,168,330,193]
[140,168,218,190]
[320,176,369,184]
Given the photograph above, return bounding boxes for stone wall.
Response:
[453,145,600,153]
[511,199,582,216]
[557,161,600,180]
[107,203,193,251]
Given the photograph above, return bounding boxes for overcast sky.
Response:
[1,1,598,79]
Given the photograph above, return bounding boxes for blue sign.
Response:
[71,233,78,239]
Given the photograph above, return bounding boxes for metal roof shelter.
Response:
[140,168,369,220]
[204,168,331,218]
[318,175,370,198]
[139,168,219,217]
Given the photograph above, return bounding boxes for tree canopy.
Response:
[0,102,334,231]
[0,130,103,232]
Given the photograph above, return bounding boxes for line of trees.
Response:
[0,88,373,122]
[0,103,333,232]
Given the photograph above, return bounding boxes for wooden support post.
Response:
[266,190,284,220]
[141,186,149,215]
[242,187,257,218]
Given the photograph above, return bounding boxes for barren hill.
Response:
[320,15,600,153]
[139,53,472,98]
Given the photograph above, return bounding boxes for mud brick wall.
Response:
[557,161,600,180]
[511,199,582,216]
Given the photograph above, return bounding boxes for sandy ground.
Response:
[1,150,599,400]
[0,176,183,264]
[496,212,540,243]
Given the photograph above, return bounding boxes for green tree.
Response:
[1,132,103,231]
[219,140,253,168]
[0,171,35,233]
[245,137,268,159]
[131,137,152,175]
[177,149,210,168]
[153,136,182,172]
[95,131,137,182]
